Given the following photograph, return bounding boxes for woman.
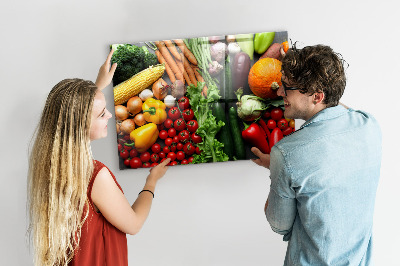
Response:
[27,50,170,266]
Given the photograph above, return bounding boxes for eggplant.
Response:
[232,52,251,90]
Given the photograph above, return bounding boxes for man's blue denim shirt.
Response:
[266,105,382,266]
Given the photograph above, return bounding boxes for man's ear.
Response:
[313,92,325,104]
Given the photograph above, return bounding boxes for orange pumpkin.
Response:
[248,58,282,99]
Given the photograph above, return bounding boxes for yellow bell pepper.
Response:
[142,98,167,124]
[129,123,159,153]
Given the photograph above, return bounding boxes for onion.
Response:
[116,122,121,134]
[209,36,222,44]
[139,89,153,101]
[152,78,169,100]
[164,95,176,108]
[120,119,135,134]
[133,113,146,127]
[127,96,142,116]
[226,35,236,43]
[115,105,129,121]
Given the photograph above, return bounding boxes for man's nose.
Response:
[277,84,285,97]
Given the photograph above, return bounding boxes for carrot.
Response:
[181,54,197,85]
[155,49,176,83]
[155,41,184,83]
[193,67,208,97]
[163,40,181,61]
[176,60,191,85]
[173,39,198,66]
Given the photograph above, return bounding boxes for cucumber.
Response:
[228,106,246,160]
[212,102,234,160]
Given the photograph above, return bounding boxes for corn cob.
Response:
[113,64,165,105]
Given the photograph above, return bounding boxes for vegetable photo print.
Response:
[111,31,294,170]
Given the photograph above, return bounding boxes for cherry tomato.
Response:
[183,142,195,156]
[140,152,151,163]
[195,147,201,155]
[164,118,173,129]
[157,123,165,131]
[159,130,168,140]
[174,118,186,132]
[178,130,190,143]
[169,161,178,166]
[270,107,284,121]
[188,156,194,163]
[129,149,139,158]
[151,143,161,154]
[262,109,271,119]
[142,162,151,168]
[170,143,177,152]
[191,133,202,144]
[151,153,160,163]
[181,159,188,165]
[267,119,277,130]
[118,143,123,152]
[150,162,159,167]
[159,151,166,159]
[176,142,184,150]
[167,128,176,138]
[165,138,173,146]
[289,119,295,128]
[167,152,177,161]
[172,136,180,144]
[123,143,133,151]
[120,150,129,160]
[163,146,170,154]
[129,157,142,169]
[186,120,199,133]
[277,118,289,130]
[168,107,181,120]
[176,151,185,161]
[123,159,130,167]
[178,96,190,110]
[182,109,194,121]
[282,127,293,136]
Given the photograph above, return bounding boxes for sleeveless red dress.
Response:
[69,160,128,266]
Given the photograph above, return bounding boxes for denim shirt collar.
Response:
[300,105,349,130]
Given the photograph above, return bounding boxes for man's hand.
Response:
[251,147,271,169]
[95,49,117,90]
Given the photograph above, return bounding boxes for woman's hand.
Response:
[251,147,271,169]
[95,49,117,90]
[146,158,171,186]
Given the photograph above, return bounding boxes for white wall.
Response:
[1,0,399,265]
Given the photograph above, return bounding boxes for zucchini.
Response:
[212,102,234,160]
[228,106,246,160]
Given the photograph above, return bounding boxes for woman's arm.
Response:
[91,158,170,235]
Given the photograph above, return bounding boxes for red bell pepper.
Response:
[270,127,283,148]
[242,123,270,154]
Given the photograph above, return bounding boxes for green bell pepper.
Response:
[254,32,275,54]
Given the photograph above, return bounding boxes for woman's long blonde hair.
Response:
[28,79,98,265]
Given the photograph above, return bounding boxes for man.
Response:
[252,44,382,265]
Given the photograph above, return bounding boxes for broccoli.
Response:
[110,44,158,86]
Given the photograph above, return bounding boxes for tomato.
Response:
[120,150,129,160]
[176,142,184,150]
[168,128,177,138]
[167,152,177,161]
[181,159,188,165]
[178,130,190,143]
[182,109,194,121]
[183,142,195,156]
[188,156,194,163]
[165,138,173,146]
[267,119,277,130]
[174,118,186,132]
[164,118,173,129]
[123,143,133,151]
[282,127,292,136]
[262,109,271,119]
[129,149,139,158]
[151,153,160,163]
[151,143,161,154]
[159,151,166,159]
[195,147,201,155]
[289,119,295,128]
[157,123,164,131]
[168,107,181,120]
[186,120,199,133]
[150,162,159,167]
[176,151,185,161]
[139,152,150,162]
[178,96,190,110]
[270,107,284,121]
[130,157,142,169]
[118,143,123,152]
[163,146,170,154]
[170,143,177,152]
[172,135,180,144]
[142,162,151,168]
[277,118,288,130]
[159,130,168,140]
[123,159,130,167]
[169,161,178,166]
[191,133,202,144]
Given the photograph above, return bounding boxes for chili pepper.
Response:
[129,123,159,153]
[258,119,271,142]
[254,32,275,54]
[269,127,283,148]
[242,123,270,154]
[142,98,167,124]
